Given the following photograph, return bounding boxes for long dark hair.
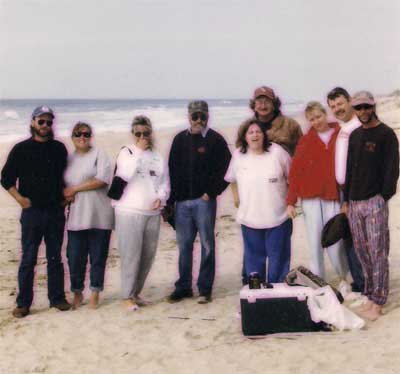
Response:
[236,119,271,154]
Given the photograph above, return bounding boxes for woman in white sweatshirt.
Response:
[112,116,170,311]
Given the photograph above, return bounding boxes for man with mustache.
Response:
[342,91,399,320]
[1,106,71,318]
[327,87,364,298]
[166,100,231,304]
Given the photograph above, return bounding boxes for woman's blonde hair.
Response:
[131,115,154,150]
[304,101,327,116]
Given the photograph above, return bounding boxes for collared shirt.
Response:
[335,115,361,185]
[168,127,231,203]
[187,125,209,138]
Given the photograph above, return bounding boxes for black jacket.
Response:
[167,128,231,204]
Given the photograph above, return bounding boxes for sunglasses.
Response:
[37,119,53,127]
[73,131,92,138]
[255,97,272,104]
[134,131,151,138]
[353,104,373,111]
[191,112,207,122]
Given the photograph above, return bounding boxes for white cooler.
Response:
[240,283,329,336]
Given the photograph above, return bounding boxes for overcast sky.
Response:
[1,0,399,101]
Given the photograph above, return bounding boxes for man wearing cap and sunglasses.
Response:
[166,100,231,304]
[342,91,399,321]
[1,106,71,318]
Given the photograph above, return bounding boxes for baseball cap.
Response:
[188,100,208,114]
[32,106,55,119]
[253,86,276,101]
[321,213,352,247]
[351,91,375,107]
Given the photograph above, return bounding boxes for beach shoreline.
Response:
[1,94,400,374]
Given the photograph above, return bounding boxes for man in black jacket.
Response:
[342,91,399,321]
[167,100,231,304]
[1,106,71,318]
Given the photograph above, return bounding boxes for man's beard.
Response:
[358,112,376,125]
[31,126,54,140]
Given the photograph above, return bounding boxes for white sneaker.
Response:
[349,295,369,309]
[344,291,362,301]
[338,280,352,298]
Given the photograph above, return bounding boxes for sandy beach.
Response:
[1,95,400,374]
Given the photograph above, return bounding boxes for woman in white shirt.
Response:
[112,116,170,311]
[64,122,114,309]
[225,119,292,284]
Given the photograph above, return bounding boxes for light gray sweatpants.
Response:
[115,212,160,299]
[302,197,349,280]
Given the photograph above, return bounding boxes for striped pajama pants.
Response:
[348,194,389,305]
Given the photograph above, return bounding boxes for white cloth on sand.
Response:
[307,286,365,331]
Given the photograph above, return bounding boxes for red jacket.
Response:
[287,123,340,205]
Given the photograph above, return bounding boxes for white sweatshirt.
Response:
[112,144,170,216]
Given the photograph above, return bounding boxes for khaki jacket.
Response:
[267,115,303,156]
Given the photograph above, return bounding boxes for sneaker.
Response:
[350,295,369,309]
[344,291,362,301]
[197,295,212,304]
[167,289,193,303]
[12,306,30,318]
[51,300,72,311]
[338,280,351,298]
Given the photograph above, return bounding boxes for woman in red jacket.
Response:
[287,101,349,284]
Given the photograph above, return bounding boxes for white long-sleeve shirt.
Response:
[335,116,361,186]
[112,144,170,216]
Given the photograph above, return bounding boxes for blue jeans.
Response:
[174,198,216,295]
[17,206,66,308]
[339,191,365,292]
[67,229,112,292]
[345,240,365,293]
[241,219,292,283]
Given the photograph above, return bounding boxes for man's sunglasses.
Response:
[37,119,53,127]
[73,131,92,138]
[191,112,207,122]
[134,131,151,138]
[353,104,373,111]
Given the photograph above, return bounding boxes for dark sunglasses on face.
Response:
[191,112,207,122]
[37,119,53,127]
[353,104,373,111]
[134,131,151,138]
[73,131,92,138]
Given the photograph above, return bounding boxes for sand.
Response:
[1,95,400,374]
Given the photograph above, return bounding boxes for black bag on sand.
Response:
[285,265,344,303]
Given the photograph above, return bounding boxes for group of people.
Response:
[1,85,398,323]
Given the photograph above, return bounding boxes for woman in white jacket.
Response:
[112,116,170,311]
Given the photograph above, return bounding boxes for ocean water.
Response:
[0,99,305,142]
